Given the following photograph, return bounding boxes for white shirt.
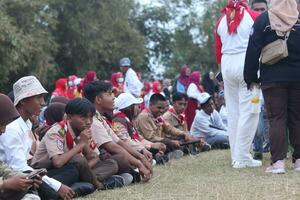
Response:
[124,68,143,97]
[217,11,255,55]
[190,109,228,139]
[0,117,61,192]
[187,83,201,100]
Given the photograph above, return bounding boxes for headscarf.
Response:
[80,70,97,93]
[152,81,162,94]
[222,0,250,34]
[52,78,68,98]
[178,65,190,87]
[188,71,205,92]
[144,82,152,94]
[111,72,124,88]
[44,103,66,126]
[0,94,19,126]
[67,75,78,99]
[268,0,299,32]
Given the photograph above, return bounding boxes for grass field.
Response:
[78,150,300,200]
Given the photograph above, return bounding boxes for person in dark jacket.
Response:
[244,0,300,174]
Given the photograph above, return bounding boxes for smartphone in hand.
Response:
[27,168,47,179]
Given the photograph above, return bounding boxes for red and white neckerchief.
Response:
[143,108,165,127]
[168,107,186,126]
[113,111,141,140]
[58,120,97,150]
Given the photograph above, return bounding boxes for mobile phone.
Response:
[27,168,47,179]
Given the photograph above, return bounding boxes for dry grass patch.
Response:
[78,150,300,200]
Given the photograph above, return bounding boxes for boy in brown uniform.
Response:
[32,98,125,191]
[163,92,211,153]
[83,81,152,182]
[136,93,197,158]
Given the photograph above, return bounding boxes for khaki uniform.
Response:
[163,110,188,132]
[31,122,77,169]
[91,112,120,148]
[135,110,185,142]
[112,116,146,152]
[31,121,117,183]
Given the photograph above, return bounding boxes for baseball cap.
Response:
[114,92,143,110]
[119,57,131,67]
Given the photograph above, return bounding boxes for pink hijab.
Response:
[188,71,204,92]
[178,65,190,87]
[269,0,299,32]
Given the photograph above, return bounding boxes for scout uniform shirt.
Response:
[163,107,188,132]
[135,109,186,143]
[91,111,120,150]
[112,111,147,152]
[31,121,98,169]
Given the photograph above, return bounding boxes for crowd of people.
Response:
[0,0,299,199]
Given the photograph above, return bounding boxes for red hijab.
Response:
[53,78,68,98]
[222,0,249,34]
[144,81,152,94]
[152,81,162,94]
[188,71,204,92]
[111,72,123,88]
[178,65,190,87]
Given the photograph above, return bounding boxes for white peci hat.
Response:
[13,76,48,106]
[114,92,143,110]
[196,92,211,105]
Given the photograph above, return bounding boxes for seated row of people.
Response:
[0,75,229,199]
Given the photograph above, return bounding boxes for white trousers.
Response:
[221,52,259,162]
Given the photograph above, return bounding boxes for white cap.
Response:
[197,92,211,105]
[114,92,143,110]
[13,76,48,106]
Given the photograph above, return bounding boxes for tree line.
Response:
[0,0,226,93]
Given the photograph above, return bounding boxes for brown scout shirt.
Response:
[135,110,185,143]
[163,109,188,132]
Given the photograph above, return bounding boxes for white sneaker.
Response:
[232,159,262,169]
[266,160,285,174]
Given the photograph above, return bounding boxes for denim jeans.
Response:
[253,105,270,154]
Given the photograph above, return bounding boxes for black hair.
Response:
[65,98,96,117]
[252,0,267,6]
[150,93,166,105]
[172,92,188,103]
[83,81,113,103]
[201,97,213,108]
[7,91,14,103]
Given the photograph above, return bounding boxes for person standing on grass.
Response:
[252,0,268,14]
[185,71,205,130]
[215,0,261,168]
[120,57,144,97]
[244,0,300,174]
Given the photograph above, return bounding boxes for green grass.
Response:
[78,150,300,200]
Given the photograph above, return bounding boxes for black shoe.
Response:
[253,153,263,161]
[71,182,95,197]
[155,154,169,165]
[103,175,125,189]
[201,143,211,152]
